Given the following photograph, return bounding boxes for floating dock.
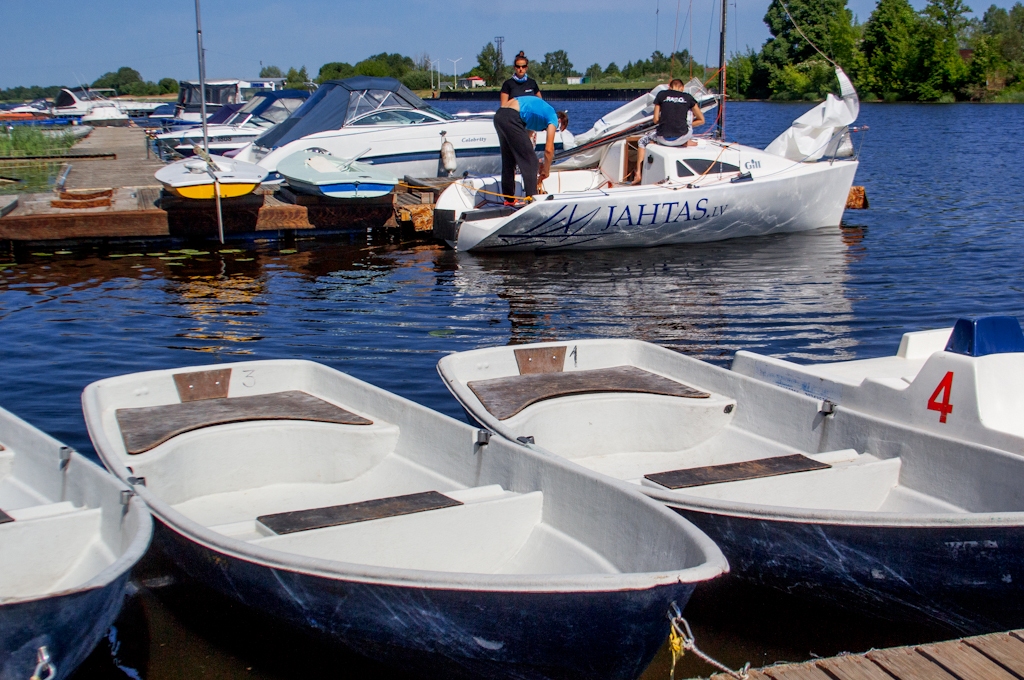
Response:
[0,127,442,243]
[714,629,1024,680]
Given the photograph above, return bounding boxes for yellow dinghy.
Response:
[155,153,268,200]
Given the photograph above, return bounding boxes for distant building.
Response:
[457,76,487,89]
[566,76,588,85]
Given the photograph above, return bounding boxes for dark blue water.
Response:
[2,101,1023,678]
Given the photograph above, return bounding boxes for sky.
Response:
[0,0,1015,90]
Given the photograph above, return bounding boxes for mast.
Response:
[716,0,727,140]
[194,0,210,156]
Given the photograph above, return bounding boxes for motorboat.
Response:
[81,106,129,127]
[155,153,268,199]
[277,149,399,199]
[432,68,861,252]
[0,404,151,680]
[732,316,1024,456]
[155,90,309,157]
[81,359,726,680]
[233,77,576,179]
[438,337,1024,633]
[51,87,161,119]
[173,79,247,122]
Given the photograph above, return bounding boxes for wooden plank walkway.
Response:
[711,629,1024,680]
[62,126,164,190]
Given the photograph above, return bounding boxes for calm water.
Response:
[2,100,1023,679]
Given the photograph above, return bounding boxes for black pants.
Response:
[494,107,539,198]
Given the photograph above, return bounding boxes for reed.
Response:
[0,127,78,158]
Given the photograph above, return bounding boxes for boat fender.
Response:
[440,131,457,175]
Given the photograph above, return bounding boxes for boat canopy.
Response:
[177,80,245,110]
[224,89,309,127]
[54,87,106,108]
[254,77,428,150]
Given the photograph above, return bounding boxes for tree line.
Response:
[728,0,1024,101]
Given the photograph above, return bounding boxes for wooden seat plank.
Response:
[967,632,1024,675]
[919,640,1018,680]
[116,390,372,455]
[645,454,831,490]
[258,491,462,535]
[468,365,710,421]
[0,509,13,524]
[866,646,958,679]
[814,655,895,680]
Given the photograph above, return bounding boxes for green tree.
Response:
[354,53,415,78]
[761,0,857,69]
[158,77,178,94]
[474,42,506,86]
[585,63,604,82]
[284,66,309,89]
[259,65,284,78]
[91,66,144,95]
[862,0,919,98]
[317,62,355,83]
[911,0,972,98]
[727,50,757,98]
[539,50,575,81]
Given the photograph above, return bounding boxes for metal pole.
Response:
[194,0,210,155]
[448,57,462,90]
[195,0,224,243]
[716,0,727,140]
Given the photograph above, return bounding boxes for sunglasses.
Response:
[514,64,528,69]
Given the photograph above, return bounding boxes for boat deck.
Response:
[714,629,1024,680]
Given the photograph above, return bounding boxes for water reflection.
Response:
[448,225,859,362]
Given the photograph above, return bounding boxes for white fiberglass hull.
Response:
[238,119,569,181]
[440,158,858,252]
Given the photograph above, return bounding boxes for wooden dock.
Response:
[0,127,442,242]
[712,629,1024,680]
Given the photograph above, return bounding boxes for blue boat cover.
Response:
[945,316,1024,356]
[254,77,427,151]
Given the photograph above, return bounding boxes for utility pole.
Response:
[448,57,462,90]
[494,36,505,84]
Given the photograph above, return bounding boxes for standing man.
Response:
[634,79,706,183]
[500,52,542,105]
[493,95,558,203]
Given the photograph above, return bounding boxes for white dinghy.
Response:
[732,316,1024,456]
[82,360,726,680]
[0,405,151,680]
[438,339,1024,633]
[433,68,860,252]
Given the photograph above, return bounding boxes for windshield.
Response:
[226,95,306,128]
[424,106,454,121]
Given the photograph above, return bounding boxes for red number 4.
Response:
[927,371,954,423]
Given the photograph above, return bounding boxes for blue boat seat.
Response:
[945,316,1024,357]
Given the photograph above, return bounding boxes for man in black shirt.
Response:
[633,79,705,183]
[500,51,542,104]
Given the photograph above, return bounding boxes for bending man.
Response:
[493,95,561,202]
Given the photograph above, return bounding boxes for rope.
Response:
[668,603,750,680]
[777,0,839,69]
[397,180,532,203]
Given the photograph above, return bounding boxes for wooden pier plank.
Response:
[814,654,894,680]
[763,662,834,679]
[966,632,1024,675]
[919,639,1019,680]
[866,646,957,679]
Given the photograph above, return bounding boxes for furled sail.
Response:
[764,68,859,161]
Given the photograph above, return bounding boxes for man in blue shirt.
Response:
[493,95,560,202]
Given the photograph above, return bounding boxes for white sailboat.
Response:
[433,66,861,252]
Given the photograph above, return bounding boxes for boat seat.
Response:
[468,365,710,420]
[256,490,462,535]
[645,454,831,489]
[116,390,373,455]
